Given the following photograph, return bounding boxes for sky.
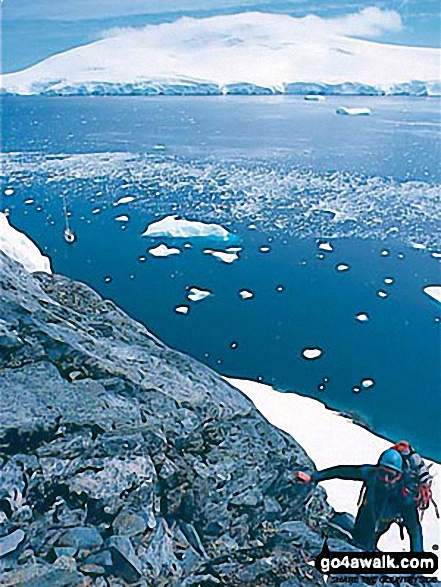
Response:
[1,0,440,73]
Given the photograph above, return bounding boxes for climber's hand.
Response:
[293,471,312,484]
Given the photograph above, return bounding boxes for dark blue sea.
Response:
[1,95,440,459]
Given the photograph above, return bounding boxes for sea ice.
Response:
[238,289,254,300]
[318,241,333,252]
[204,249,239,263]
[384,277,394,284]
[259,246,271,253]
[4,187,14,196]
[336,107,371,116]
[115,215,129,222]
[148,244,181,257]
[187,287,212,302]
[175,305,190,315]
[423,286,441,304]
[301,347,323,360]
[336,263,350,272]
[114,196,135,206]
[143,215,231,240]
[361,378,375,388]
[377,290,388,298]
[0,212,52,274]
[355,312,370,322]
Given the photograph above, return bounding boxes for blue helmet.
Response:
[378,448,403,473]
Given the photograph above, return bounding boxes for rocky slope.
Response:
[0,252,427,586]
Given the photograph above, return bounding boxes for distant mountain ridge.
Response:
[1,12,440,96]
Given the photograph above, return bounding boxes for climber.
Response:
[294,443,435,552]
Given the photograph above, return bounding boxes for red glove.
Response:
[293,471,312,484]
[416,484,432,509]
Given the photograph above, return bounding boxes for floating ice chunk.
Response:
[143,215,231,240]
[305,95,325,101]
[260,246,271,253]
[148,244,181,257]
[92,208,101,214]
[380,249,390,257]
[153,144,165,150]
[0,212,52,274]
[336,263,350,272]
[104,276,112,284]
[384,277,394,285]
[225,246,242,253]
[204,249,239,263]
[411,242,426,250]
[431,252,441,259]
[361,378,375,388]
[355,312,370,322]
[239,289,254,300]
[423,286,441,304]
[25,199,34,205]
[187,287,211,302]
[377,290,388,298]
[175,305,190,315]
[302,347,323,360]
[336,107,371,116]
[115,215,129,222]
[114,196,135,206]
[318,241,333,252]
[230,341,239,349]
[4,187,14,196]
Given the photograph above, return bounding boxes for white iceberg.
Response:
[227,377,441,559]
[423,285,441,304]
[0,212,52,274]
[355,312,370,322]
[204,249,239,264]
[2,12,439,96]
[318,241,333,252]
[115,215,129,222]
[302,347,323,360]
[187,287,212,302]
[148,244,181,257]
[238,289,254,300]
[114,196,135,206]
[336,107,371,116]
[175,305,190,315]
[143,215,231,241]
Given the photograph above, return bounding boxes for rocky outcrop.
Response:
[0,253,419,586]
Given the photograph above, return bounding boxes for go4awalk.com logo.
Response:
[315,541,438,576]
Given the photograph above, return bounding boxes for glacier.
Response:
[0,213,52,274]
[1,12,440,96]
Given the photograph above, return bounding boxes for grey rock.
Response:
[58,527,103,551]
[0,529,25,557]
[108,536,142,583]
[112,510,147,537]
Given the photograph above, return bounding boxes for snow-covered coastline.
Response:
[2,12,440,96]
[0,213,52,274]
[227,377,440,557]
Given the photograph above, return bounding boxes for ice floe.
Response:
[355,312,370,322]
[114,196,135,206]
[259,246,271,253]
[377,290,388,298]
[204,249,239,263]
[335,263,350,272]
[174,305,190,315]
[336,107,371,116]
[0,212,52,274]
[238,289,254,300]
[187,287,212,302]
[384,277,395,284]
[228,377,441,558]
[302,347,323,360]
[318,241,333,252]
[143,215,231,240]
[4,187,14,196]
[361,378,375,388]
[148,244,181,257]
[115,215,129,222]
[423,286,441,304]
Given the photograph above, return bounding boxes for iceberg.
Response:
[148,244,181,257]
[114,196,135,206]
[204,249,239,264]
[1,12,439,96]
[0,213,52,274]
[175,305,190,315]
[238,289,254,300]
[143,215,231,241]
[228,377,440,558]
[423,285,441,304]
[336,107,371,116]
[187,287,212,302]
[301,347,323,360]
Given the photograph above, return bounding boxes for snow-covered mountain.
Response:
[2,12,440,96]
